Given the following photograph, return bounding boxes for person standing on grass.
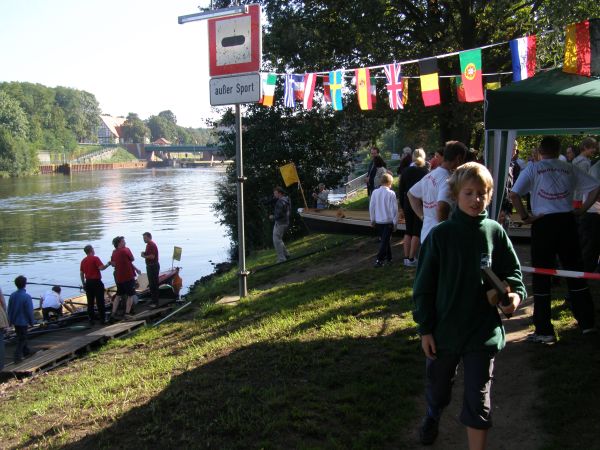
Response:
[366,146,383,197]
[510,137,600,344]
[408,141,467,244]
[80,245,111,325]
[413,162,525,449]
[369,173,398,267]
[572,137,598,208]
[7,275,35,363]
[0,287,7,371]
[141,232,160,307]
[398,148,428,267]
[269,187,291,263]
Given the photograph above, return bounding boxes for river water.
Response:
[0,167,231,305]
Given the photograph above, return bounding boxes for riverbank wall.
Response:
[39,161,147,174]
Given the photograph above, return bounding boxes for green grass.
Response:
[0,234,423,449]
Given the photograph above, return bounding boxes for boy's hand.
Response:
[421,334,437,360]
[499,292,521,316]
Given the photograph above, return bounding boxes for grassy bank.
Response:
[0,234,423,449]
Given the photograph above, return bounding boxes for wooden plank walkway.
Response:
[2,321,146,377]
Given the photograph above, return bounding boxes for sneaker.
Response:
[404,258,418,268]
[525,333,557,344]
[374,260,384,268]
[419,416,439,445]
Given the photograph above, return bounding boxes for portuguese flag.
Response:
[459,49,484,102]
[418,58,440,106]
[564,19,600,77]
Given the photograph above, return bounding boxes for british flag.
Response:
[384,63,404,110]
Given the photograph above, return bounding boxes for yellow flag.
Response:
[279,163,299,187]
[172,246,182,261]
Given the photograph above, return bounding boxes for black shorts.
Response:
[403,204,423,237]
[116,279,136,296]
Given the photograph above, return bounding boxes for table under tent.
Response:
[483,68,600,220]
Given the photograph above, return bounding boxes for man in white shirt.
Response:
[572,137,598,206]
[510,136,600,344]
[369,173,398,267]
[580,160,600,272]
[40,286,74,321]
[408,141,468,243]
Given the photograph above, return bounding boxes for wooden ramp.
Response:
[128,306,172,322]
[3,321,146,377]
[4,334,104,376]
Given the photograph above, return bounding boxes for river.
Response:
[0,167,231,305]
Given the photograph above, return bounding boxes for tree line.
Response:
[0,82,216,176]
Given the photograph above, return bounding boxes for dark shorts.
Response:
[403,203,423,237]
[425,350,496,429]
[116,279,136,296]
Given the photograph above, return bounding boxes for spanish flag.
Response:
[459,49,484,102]
[355,68,373,110]
[418,58,440,106]
[564,19,600,77]
[279,163,300,187]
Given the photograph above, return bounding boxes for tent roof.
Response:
[485,69,600,134]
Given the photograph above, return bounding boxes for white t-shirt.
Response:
[409,166,451,241]
[584,161,600,214]
[512,158,600,216]
[41,290,63,309]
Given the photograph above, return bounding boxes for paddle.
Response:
[27,282,82,289]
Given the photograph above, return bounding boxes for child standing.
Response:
[413,162,526,449]
[369,173,398,267]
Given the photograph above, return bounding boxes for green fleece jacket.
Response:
[412,208,527,355]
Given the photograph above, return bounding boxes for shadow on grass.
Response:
[51,331,422,450]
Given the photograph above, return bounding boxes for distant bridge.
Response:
[144,145,221,154]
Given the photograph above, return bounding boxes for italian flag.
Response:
[459,49,484,102]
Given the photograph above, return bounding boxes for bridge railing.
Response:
[327,173,367,205]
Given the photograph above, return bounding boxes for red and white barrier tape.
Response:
[520,266,600,281]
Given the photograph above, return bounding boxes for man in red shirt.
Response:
[80,245,111,325]
[141,232,160,307]
[110,236,140,319]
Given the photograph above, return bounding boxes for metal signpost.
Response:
[178,4,261,298]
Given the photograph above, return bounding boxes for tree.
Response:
[147,115,177,142]
[0,127,38,176]
[0,91,29,139]
[121,113,150,143]
[158,110,177,125]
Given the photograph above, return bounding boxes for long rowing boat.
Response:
[298,208,531,239]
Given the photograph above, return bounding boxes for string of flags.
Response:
[257,19,599,110]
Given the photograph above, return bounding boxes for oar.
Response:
[26,282,82,289]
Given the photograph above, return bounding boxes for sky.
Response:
[0,0,223,128]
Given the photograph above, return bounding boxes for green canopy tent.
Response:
[484,69,600,219]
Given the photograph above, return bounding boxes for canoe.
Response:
[298,208,531,239]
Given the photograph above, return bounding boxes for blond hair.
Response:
[380,172,393,186]
[447,162,494,199]
[412,148,426,167]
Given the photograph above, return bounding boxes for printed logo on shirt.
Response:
[480,253,492,269]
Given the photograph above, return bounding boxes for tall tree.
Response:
[121,113,150,143]
[0,91,29,139]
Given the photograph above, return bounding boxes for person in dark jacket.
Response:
[269,186,291,262]
[7,275,35,363]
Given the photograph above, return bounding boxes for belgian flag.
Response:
[564,19,600,77]
[419,58,441,106]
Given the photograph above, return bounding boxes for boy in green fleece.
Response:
[413,162,526,449]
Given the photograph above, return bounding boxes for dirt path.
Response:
[236,235,547,449]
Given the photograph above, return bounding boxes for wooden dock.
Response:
[2,303,174,378]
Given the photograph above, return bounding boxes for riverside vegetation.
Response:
[0,232,598,449]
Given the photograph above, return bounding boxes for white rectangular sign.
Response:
[209,73,261,106]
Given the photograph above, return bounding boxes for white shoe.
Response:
[404,258,418,267]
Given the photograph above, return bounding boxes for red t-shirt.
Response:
[111,247,135,283]
[80,255,104,280]
[144,240,159,264]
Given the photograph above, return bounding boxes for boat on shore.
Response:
[298,208,531,239]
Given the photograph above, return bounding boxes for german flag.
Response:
[564,19,600,77]
[419,58,441,106]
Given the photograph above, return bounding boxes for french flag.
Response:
[510,35,536,81]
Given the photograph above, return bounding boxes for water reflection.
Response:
[0,168,230,302]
